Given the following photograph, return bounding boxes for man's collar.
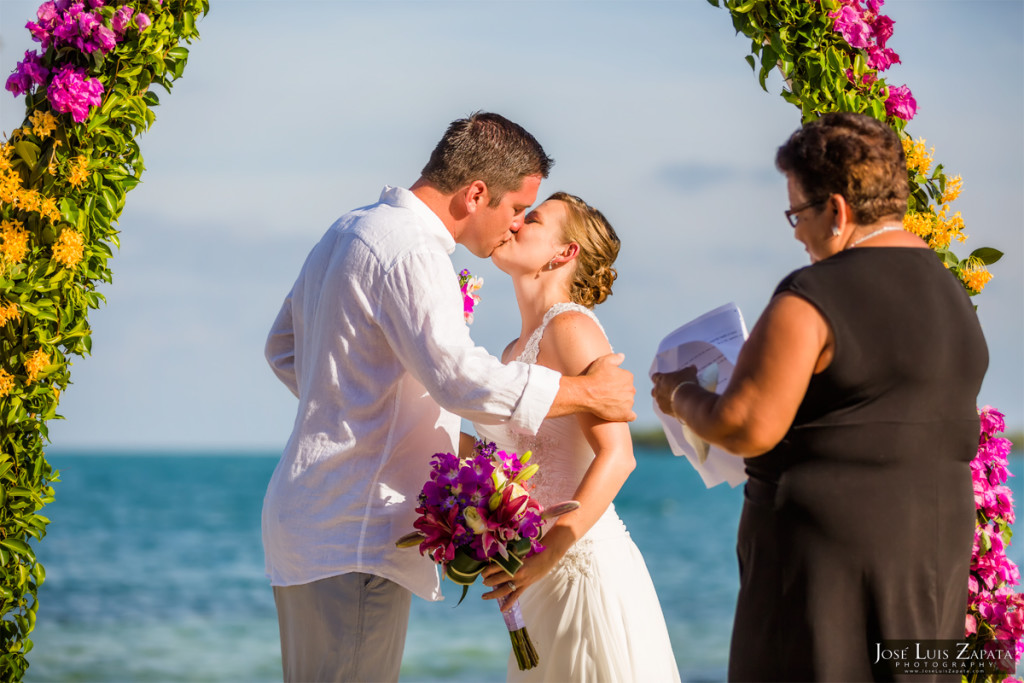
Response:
[379,186,456,254]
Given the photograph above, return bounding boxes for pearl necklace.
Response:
[848,225,904,249]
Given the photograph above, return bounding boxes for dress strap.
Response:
[516,302,609,364]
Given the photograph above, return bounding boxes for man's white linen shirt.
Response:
[262,186,560,601]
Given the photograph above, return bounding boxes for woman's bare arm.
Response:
[652,292,832,457]
[483,312,636,608]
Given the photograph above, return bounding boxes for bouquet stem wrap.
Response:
[497,595,538,670]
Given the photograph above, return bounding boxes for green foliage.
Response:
[716,0,897,128]
[714,0,1000,295]
[0,1,208,678]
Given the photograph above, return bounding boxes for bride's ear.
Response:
[552,242,580,267]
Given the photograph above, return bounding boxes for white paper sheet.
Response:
[649,302,750,488]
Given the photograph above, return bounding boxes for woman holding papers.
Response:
[652,113,987,681]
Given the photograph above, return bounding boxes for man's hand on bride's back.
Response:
[582,353,636,423]
[547,353,636,421]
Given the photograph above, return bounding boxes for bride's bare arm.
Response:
[482,312,635,608]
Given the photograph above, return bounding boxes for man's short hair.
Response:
[421,112,554,205]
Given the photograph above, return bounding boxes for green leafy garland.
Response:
[0,0,207,678]
[713,0,1003,292]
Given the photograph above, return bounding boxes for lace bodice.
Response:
[516,302,609,366]
[479,303,609,507]
[474,303,625,581]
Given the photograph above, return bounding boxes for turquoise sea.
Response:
[25,447,1024,682]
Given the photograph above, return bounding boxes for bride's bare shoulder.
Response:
[538,310,611,376]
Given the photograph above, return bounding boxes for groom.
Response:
[262,112,636,683]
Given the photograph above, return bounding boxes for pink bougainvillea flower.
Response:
[866,45,900,71]
[872,14,895,47]
[26,20,51,46]
[94,23,116,52]
[980,406,1007,436]
[111,5,134,35]
[46,65,104,123]
[37,1,58,23]
[831,5,873,49]
[884,84,916,120]
[134,12,152,32]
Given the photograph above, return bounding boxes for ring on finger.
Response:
[507,581,516,592]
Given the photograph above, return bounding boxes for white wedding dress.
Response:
[474,303,681,683]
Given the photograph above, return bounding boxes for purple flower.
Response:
[467,452,496,485]
[5,50,49,96]
[5,72,31,97]
[111,5,134,35]
[46,65,104,123]
[87,0,104,6]
[134,12,151,32]
[884,84,916,120]
[22,53,49,85]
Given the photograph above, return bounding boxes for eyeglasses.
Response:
[784,199,826,228]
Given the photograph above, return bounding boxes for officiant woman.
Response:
[652,112,987,682]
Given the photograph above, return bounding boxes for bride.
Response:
[474,192,680,682]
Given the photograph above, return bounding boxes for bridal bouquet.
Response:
[397,440,576,670]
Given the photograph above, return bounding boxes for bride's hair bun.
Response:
[548,192,620,308]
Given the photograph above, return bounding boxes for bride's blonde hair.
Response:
[549,192,620,308]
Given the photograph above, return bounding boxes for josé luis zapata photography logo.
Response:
[872,640,1017,677]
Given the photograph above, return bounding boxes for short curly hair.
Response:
[548,192,620,308]
[776,112,908,225]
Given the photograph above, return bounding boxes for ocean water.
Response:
[24,448,1024,683]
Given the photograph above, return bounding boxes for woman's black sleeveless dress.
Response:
[728,247,988,682]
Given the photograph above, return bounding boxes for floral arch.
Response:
[0,0,1018,679]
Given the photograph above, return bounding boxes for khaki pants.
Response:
[273,573,412,683]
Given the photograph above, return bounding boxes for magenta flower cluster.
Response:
[5,0,154,123]
[28,1,117,55]
[828,0,917,120]
[414,441,544,565]
[966,406,1024,672]
[47,65,104,122]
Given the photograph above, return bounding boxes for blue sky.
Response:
[1,0,1021,450]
